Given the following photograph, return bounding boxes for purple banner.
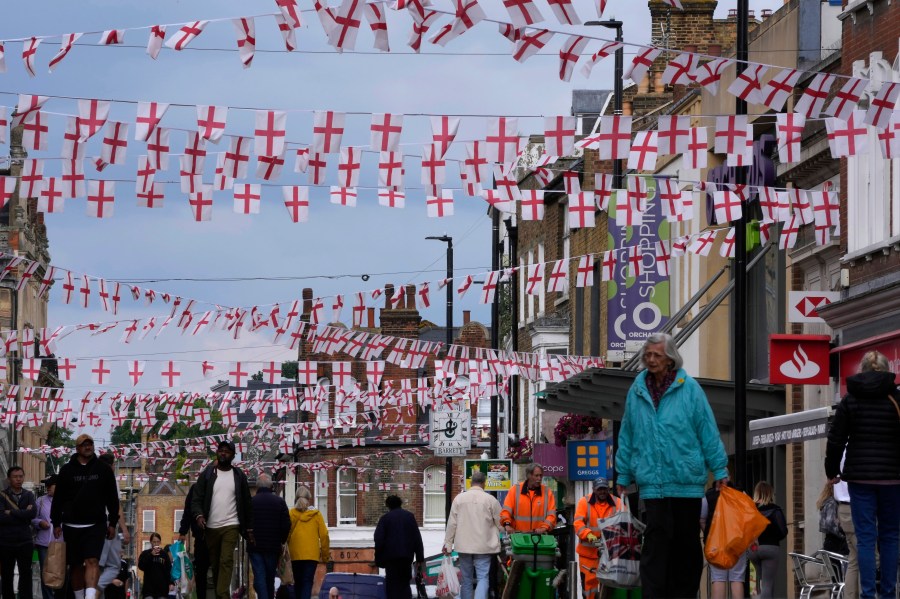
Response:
[533,443,567,477]
[607,177,671,357]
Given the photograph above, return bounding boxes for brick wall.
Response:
[133,491,189,565]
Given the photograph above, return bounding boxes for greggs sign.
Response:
[769,334,831,385]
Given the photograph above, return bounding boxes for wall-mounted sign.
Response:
[788,291,841,323]
[464,460,512,492]
[769,334,831,385]
[566,439,607,481]
[429,410,471,456]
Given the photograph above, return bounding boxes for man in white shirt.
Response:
[191,441,254,599]
[442,471,502,599]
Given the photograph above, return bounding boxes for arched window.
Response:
[337,468,357,526]
[423,466,446,526]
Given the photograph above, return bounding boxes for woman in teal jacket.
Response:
[615,332,728,599]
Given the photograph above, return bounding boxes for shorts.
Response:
[63,524,107,565]
[709,551,748,582]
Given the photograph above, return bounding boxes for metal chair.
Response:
[789,552,835,599]
[816,550,849,599]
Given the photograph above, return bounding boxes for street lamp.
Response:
[425,235,454,523]
[585,19,624,190]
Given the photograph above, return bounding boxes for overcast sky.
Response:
[0,0,783,443]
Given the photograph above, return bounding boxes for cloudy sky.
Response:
[0,0,783,442]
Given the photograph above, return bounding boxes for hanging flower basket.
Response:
[505,436,534,462]
[554,414,605,446]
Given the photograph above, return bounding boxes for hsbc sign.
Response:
[788,291,841,323]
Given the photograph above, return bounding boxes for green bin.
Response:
[517,567,557,599]
[509,533,557,569]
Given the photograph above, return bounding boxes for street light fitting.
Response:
[584,19,623,28]
[425,235,452,243]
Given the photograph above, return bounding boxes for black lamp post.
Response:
[585,19,625,189]
[425,235,454,522]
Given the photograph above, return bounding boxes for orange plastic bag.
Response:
[704,486,771,569]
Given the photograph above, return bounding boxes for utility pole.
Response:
[733,0,750,491]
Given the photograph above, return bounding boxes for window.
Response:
[173,509,184,532]
[142,541,152,551]
[337,468,357,526]
[315,470,329,518]
[316,378,331,423]
[560,201,570,299]
[423,466,446,526]
[141,510,155,532]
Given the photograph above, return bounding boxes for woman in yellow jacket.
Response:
[289,486,330,599]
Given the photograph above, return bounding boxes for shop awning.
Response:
[748,407,832,448]
[538,368,784,427]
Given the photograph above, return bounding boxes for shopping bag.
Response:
[43,540,67,589]
[435,556,460,598]
[704,486,771,570]
[595,496,646,589]
[278,544,294,585]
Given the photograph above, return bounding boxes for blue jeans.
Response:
[248,552,279,599]
[457,554,491,599]
[290,560,318,599]
[848,482,900,599]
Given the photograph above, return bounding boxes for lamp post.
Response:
[585,19,624,189]
[425,235,454,522]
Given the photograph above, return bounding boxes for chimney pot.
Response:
[463,310,471,325]
[367,307,375,328]
[406,285,416,309]
[384,284,394,309]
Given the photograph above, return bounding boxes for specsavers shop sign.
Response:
[607,177,671,358]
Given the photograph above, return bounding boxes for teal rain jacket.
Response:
[615,369,728,499]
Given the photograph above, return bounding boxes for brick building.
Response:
[133,481,189,565]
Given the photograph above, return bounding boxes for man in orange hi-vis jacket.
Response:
[500,463,557,534]
[574,477,623,598]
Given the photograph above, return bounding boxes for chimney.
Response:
[463,310,471,325]
[761,8,772,18]
[747,9,755,20]
[302,288,313,314]
[367,307,375,328]
[728,8,738,19]
[405,285,416,310]
[384,284,394,309]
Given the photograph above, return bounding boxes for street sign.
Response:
[429,410,471,456]
[566,439,608,481]
[788,291,840,323]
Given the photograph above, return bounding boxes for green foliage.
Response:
[109,397,226,446]
[45,425,74,475]
[281,361,298,380]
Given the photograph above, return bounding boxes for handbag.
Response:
[818,496,843,537]
[43,540,67,589]
[596,496,646,589]
[278,515,300,585]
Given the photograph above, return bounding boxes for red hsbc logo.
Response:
[769,334,831,385]
[794,296,832,317]
[788,291,841,324]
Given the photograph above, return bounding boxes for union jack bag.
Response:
[596,497,646,589]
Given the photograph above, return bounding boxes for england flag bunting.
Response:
[795,73,836,119]
[147,26,166,59]
[575,254,593,287]
[364,4,390,51]
[693,58,731,95]
[233,18,256,68]
[49,33,82,72]
[760,68,801,111]
[825,77,867,121]
[165,21,209,51]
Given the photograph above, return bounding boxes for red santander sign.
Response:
[769,334,831,385]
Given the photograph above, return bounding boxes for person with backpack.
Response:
[749,481,788,599]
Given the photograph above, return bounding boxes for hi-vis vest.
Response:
[573,495,623,558]
[500,483,557,532]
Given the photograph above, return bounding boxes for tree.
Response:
[45,424,75,475]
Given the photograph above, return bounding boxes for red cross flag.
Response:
[146,127,171,170]
[865,81,900,130]
[21,111,49,152]
[628,131,659,172]
[20,358,40,381]
[38,177,64,213]
[615,186,642,227]
[224,135,251,178]
[760,68,801,111]
[486,117,520,166]
[430,115,460,159]
[421,143,447,185]
[371,113,403,152]
[503,0,543,28]
[99,29,125,45]
[255,110,287,158]
[165,21,209,51]
[719,228,737,258]
[558,35,587,81]
[313,110,345,153]
[147,25,166,59]
[307,153,328,185]
[776,113,805,164]
[825,110,869,158]
[160,361,182,388]
[378,151,404,189]
[878,113,900,159]
[713,190,742,224]
[480,270,500,304]
[14,94,48,128]
[568,192,595,229]
[338,146,363,187]
[22,37,40,77]
[825,77,867,122]
[597,115,632,160]
[714,115,751,165]
[779,213,800,250]
[687,230,717,256]
[276,0,303,28]
[61,159,86,199]
[63,118,85,161]
[49,33,82,72]
[656,116,690,156]
[20,158,44,198]
[282,186,310,223]
[101,121,129,165]
[135,101,169,141]
[525,263,543,295]
[662,52,696,86]
[234,183,262,215]
[464,141,491,184]
[330,186,358,207]
[364,3,390,51]
[513,29,553,63]
[546,259,569,293]
[601,250,616,281]
[575,255,593,287]
[684,126,708,169]
[378,188,406,208]
[727,64,768,105]
[594,173,613,211]
[625,46,661,84]
[232,18,256,68]
[426,189,454,218]
[580,40,623,78]
[188,186,214,221]
[328,0,364,51]
[795,73,836,118]
[90,359,112,386]
[86,181,115,218]
[655,240,672,276]
[521,189,545,221]
[789,188,813,225]
[544,116,576,157]
[197,105,228,143]
[77,99,110,141]
[692,57,731,95]
[272,14,298,51]
[0,178,14,210]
